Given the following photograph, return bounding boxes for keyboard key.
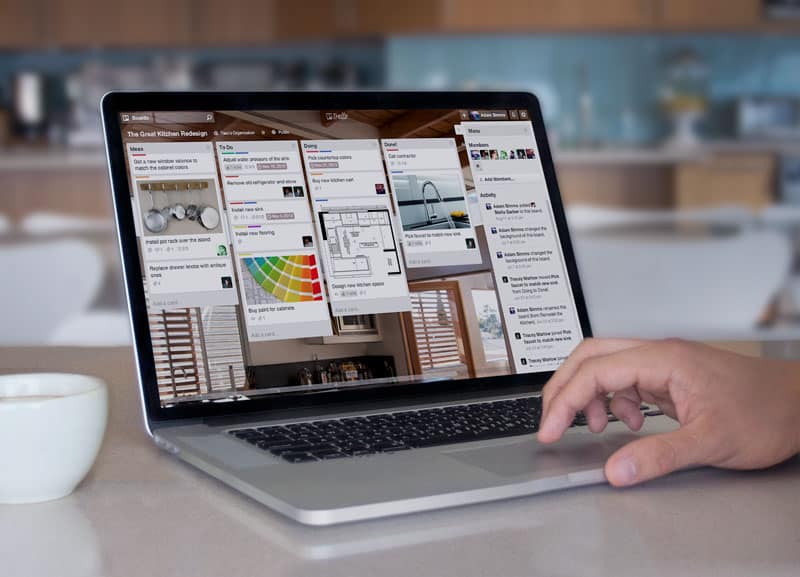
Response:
[282,452,318,463]
[229,396,663,463]
[372,441,409,452]
[311,450,348,460]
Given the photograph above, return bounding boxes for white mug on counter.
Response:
[0,373,108,504]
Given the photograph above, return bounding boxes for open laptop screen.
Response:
[117,107,584,408]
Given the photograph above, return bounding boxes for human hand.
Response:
[537,338,800,487]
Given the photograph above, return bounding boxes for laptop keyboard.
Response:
[228,397,662,463]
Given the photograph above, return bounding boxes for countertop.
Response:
[1,346,800,577]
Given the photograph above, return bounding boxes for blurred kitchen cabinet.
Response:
[674,153,776,211]
[2,169,111,222]
[193,0,279,45]
[440,0,657,32]
[44,0,192,47]
[656,0,761,30]
[0,0,43,48]
[273,1,360,40]
[352,0,444,34]
[194,0,360,43]
[558,165,674,209]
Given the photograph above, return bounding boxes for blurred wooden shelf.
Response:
[1,0,799,49]
[0,149,106,171]
[554,146,705,166]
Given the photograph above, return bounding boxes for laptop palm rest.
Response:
[443,431,631,478]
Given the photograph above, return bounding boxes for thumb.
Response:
[604,426,703,487]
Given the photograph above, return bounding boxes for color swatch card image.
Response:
[237,252,332,341]
[242,255,323,304]
[216,140,332,341]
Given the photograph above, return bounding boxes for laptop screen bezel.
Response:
[102,91,593,424]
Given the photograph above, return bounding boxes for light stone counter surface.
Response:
[1,347,799,577]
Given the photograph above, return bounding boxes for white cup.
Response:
[0,373,108,504]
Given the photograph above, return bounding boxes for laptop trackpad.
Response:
[444,436,615,479]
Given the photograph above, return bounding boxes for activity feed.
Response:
[119,109,583,407]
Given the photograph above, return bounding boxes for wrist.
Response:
[794,380,800,456]
[789,374,800,457]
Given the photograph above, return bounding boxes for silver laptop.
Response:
[102,91,672,525]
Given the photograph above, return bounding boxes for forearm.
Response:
[790,374,800,456]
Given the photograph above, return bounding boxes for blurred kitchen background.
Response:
[3,0,800,358]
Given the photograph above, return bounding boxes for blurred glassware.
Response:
[778,154,800,205]
[0,213,10,236]
[736,97,799,140]
[319,60,360,89]
[577,62,595,147]
[154,56,194,91]
[661,48,709,149]
[285,61,310,89]
[765,0,800,19]
[66,58,187,148]
[62,55,372,147]
[197,61,277,91]
[12,71,47,141]
[0,107,10,147]
[620,105,641,145]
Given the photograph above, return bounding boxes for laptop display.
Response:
[116,106,584,408]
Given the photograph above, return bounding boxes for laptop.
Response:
[102,91,672,525]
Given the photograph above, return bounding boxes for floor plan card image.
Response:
[316,205,410,316]
[302,139,410,316]
[319,208,401,278]
[237,252,332,341]
[382,138,482,268]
